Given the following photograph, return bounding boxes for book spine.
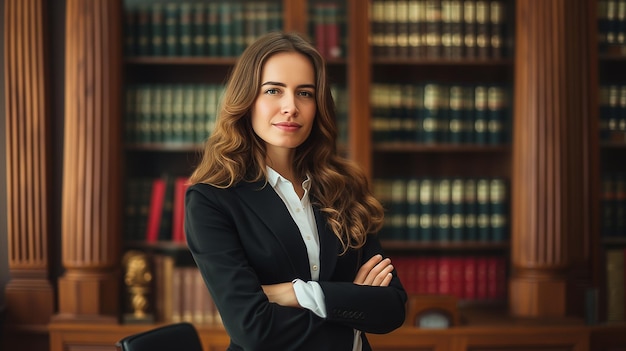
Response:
[383,0,398,58]
[179,3,193,56]
[605,249,625,322]
[422,83,441,143]
[207,3,219,56]
[146,178,166,243]
[441,0,453,58]
[602,173,616,237]
[425,0,442,58]
[407,0,423,58]
[182,85,195,144]
[473,85,488,144]
[435,178,452,242]
[463,0,477,58]
[192,3,207,56]
[489,178,507,242]
[165,3,180,56]
[476,178,490,241]
[151,4,165,56]
[463,256,477,300]
[450,0,464,59]
[150,86,163,143]
[232,2,245,56]
[396,0,410,58]
[475,0,490,58]
[406,178,421,241]
[450,178,465,241]
[390,178,408,240]
[489,0,505,58]
[219,3,233,57]
[448,85,464,144]
[419,178,435,241]
[463,178,478,241]
[136,4,151,56]
[487,85,507,144]
[371,1,385,58]
[124,5,137,57]
[171,85,185,143]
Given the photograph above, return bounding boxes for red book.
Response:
[449,257,464,299]
[438,257,452,295]
[476,256,489,300]
[415,257,428,294]
[145,178,166,242]
[314,4,327,57]
[172,177,190,242]
[325,3,341,58]
[463,256,477,300]
[425,257,439,294]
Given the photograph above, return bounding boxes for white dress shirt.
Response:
[266,166,362,351]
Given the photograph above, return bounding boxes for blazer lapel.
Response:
[314,207,339,281]
[233,181,312,280]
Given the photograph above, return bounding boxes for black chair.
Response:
[115,322,203,351]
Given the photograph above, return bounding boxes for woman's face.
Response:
[251,52,316,158]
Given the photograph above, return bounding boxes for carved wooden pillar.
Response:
[3,0,54,326]
[55,0,123,321]
[510,0,595,317]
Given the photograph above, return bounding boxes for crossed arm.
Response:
[261,254,394,308]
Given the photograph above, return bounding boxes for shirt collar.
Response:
[266,166,311,190]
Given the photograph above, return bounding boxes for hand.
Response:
[353,254,394,287]
[261,282,300,308]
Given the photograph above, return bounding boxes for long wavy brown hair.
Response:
[189,31,384,253]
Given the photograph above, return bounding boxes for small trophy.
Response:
[122,250,155,324]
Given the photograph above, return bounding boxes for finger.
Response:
[363,258,392,285]
[354,254,383,284]
[380,272,393,287]
[371,264,394,286]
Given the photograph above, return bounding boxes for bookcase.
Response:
[597,0,626,326]
[3,0,626,350]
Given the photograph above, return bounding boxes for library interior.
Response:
[1,0,626,350]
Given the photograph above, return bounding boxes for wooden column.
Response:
[510,0,596,317]
[55,0,123,322]
[3,0,54,326]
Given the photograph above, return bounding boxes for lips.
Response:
[273,122,302,131]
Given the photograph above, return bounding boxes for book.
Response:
[435,178,452,242]
[150,4,165,56]
[450,178,465,241]
[476,178,490,241]
[463,0,477,58]
[475,0,490,58]
[605,249,625,323]
[474,85,488,144]
[390,178,407,240]
[406,178,420,241]
[419,178,435,241]
[487,85,507,144]
[172,177,190,243]
[164,3,180,56]
[179,2,193,56]
[489,0,505,58]
[191,3,207,56]
[489,178,507,242]
[145,177,166,243]
[463,178,478,241]
[425,0,442,58]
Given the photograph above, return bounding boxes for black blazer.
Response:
[185,181,407,351]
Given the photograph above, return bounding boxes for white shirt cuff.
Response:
[292,278,327,318]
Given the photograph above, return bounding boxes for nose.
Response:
[282,94,298,117]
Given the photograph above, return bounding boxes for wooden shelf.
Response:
[373,143,510,153]
[382,240,509,252]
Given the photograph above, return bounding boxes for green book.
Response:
[219,3,233,57]
[151,86,163,143]
[419,178,434,241]
[207,3,219,56]
[182,85,196,144]
[476,178,490,241]
[487,85,507,145]
[422,83,441,143]
[232,2,245,55]
[462,85,475,143]
[435,178,452,242]
[463,0,477,59]
[402,85,419,142]
[165,3,180,56]
[463,178,478,240]
[161,85,174,144]
[136,4,151,56]
[615,173,626,238]
[388,84,404,142]
[373,178,393,239]
[179,3,193,56]
[390,178,407,240]
[151,4,165,56]
[448,85,464,144]
[413,84,425,142]
[192,3,207,56]
[474,85,488,144]
[124,86,137,144]
[450,178,465,241]
[489,178,507,242]
[158,175,174,241]
[137,85,153,145]
[171,85,185,143]
[124,5,137,57]
[193,85,208,144]
[406,178,420,241]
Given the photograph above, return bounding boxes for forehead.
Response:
[261,52,315,84]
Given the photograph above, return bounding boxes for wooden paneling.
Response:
[56,0,123,320]
[510,0,595,318]
[3,0,54,326]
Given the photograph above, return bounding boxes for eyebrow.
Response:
[261,81,316,89]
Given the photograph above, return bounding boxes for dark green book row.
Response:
[374,176,508,243]
[124,1,283,57]
[371,82,510,145]
[602,172,626,239]
[125,83,224,146]
[599,84,626,143]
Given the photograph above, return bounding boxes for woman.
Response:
[185,31,407,351]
